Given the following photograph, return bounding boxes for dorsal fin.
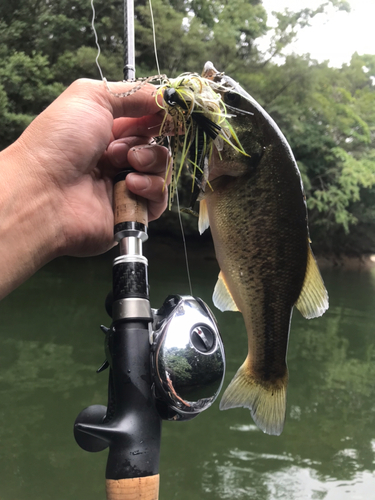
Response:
[295,245,329,319]
[213,271,239,312]
[198,198,210,234]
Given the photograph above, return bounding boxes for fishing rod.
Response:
[123,0,135,81]
[74,2,225,499]
[74,176,225,500]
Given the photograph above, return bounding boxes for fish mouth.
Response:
[202,61,258,108]
[202,61,224,81]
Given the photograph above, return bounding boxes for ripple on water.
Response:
[202,459,375,500]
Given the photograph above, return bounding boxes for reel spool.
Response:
[152,295,225,421]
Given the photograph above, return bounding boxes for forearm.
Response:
[0,141,63,299]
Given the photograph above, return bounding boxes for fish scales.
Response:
[199,62,328,435]
[208,158,307,378]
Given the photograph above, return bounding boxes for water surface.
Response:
[0,239,375,499]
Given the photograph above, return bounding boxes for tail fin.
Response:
[219,358,288,436]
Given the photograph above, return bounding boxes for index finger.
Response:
[105,80,164,118]
[70,79,164,119]
[112,113,165,140]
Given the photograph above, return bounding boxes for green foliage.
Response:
[0,50,65,149]
[0,51,64,113]
[0,0,374,254]
[240,53,375,254]
[53,46,123,84]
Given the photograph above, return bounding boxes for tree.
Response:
[0,0,374,254]
[0,0,126,148]
[240,53,375,254]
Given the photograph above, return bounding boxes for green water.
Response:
[1,238,375,499]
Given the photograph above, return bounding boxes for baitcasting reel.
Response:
[74,169,225,489]
[75,293,225,449]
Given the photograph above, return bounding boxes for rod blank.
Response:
[124,0,135,80]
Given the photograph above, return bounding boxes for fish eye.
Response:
[224,92,240,106]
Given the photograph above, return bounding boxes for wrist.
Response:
[0,141,64,298]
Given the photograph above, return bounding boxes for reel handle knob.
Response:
[74,404,109,452]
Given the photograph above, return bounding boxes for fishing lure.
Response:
[105,72,249,211]
[155,73,249,210]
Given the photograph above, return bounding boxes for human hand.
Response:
[0,79,169,298]
[10,79,169,257]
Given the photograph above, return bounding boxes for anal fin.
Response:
[213,271,239,312]
[198,198,210,234]
[295,245,329,319]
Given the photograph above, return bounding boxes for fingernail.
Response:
[132,146,157,166]
[111,142,129,166]
[128,173,151,191]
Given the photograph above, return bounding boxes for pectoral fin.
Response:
[213,271,239,312]
[220,357,287,436]
[198,199,210,234]
[295,245,329,319]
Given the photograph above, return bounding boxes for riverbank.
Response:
[146,231,375,272]
[317,254,375,270]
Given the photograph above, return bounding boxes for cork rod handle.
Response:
[106,475,160,500]
[113,174,148,228]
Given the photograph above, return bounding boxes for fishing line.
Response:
[90,0,105,81]
[148,0,194,295]
[175,185,194,297]
[91,0,193,294]
[149,0,161,78]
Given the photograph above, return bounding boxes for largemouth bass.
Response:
[199,62,329,435]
